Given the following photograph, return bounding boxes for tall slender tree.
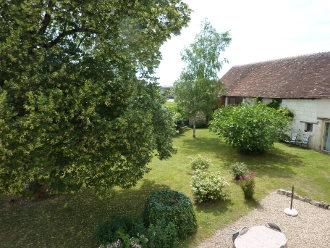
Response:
[174,21,231,138]
[0,1,190,195]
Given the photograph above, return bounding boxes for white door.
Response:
[324,123,330,151]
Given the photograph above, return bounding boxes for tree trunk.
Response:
[192,119,196,138]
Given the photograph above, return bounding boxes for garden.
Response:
[1,2,329,247]
[1,128,329,247]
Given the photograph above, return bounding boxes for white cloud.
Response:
[156,0,330,86]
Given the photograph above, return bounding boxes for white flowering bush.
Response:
[190,155,211,171]
[191,171,228,203]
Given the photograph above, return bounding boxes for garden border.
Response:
[277,189,330,210]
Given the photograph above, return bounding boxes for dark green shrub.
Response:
[231,162,249,180]
[210,103,291,154]
[95,216,145,245]
[143,189,197,238]
[191,171,228,203]
[191,155,211,171]
[146,219,178,248]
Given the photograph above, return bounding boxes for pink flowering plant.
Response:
[238,172,256,200]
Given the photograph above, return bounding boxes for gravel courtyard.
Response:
[198,192,330,248]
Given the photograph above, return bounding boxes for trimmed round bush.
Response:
[143,189,197,238]
[191,155,211,171]
[146,219,178,248]
[192,171,228,203]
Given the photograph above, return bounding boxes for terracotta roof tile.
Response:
[221,52,330,99]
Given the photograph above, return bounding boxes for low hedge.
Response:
[143,189,197,238]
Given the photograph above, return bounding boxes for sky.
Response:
[156,0,330,87]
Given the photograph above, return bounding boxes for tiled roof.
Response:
[221,52,330,99]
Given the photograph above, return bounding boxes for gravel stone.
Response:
[198,192,330,248]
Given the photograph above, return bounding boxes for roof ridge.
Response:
[232,51,330,68]
[221,52,330,99]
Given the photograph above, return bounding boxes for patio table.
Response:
[234,225,287,248]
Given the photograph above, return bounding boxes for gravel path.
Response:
[198,192,330,248]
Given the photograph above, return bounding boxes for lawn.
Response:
[1,129,329,248]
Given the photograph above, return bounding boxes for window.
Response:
[227,97,243,105]
[305,123,313,132]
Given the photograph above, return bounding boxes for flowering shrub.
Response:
[191,155,211,171]
[192,171,228,203]
[238,172,256,200]
[231,162,249,180]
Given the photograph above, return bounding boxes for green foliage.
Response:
[278,107,294,119]
[146,219,178,248]
[231,162,249,180]
[0,1,191,195]
[95,216,146,246]
[267,99,282,109]
[0,129,330,247]
[238,174,256,200]
[174,20,231,137]
[164,101,188,134]
[143,189,197,238]
[161,87,175,100]
[191,155,211,171]
[191,111,208,128]
[191,171,228,203]
[210,103,291,154]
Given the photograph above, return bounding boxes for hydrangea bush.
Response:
[191,155,211,171]
[192,171,228,203]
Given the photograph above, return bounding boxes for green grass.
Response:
[1,129,329,248]
[164,100,176,109]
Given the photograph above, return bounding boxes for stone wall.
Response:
[277,189,330,210]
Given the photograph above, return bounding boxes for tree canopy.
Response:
[0,0,191,195]
[174,20,231,137]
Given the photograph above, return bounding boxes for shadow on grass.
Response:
[181,136,304,179]
[243,198,262,209]
[195,198,233,216]
[0,179,167,248]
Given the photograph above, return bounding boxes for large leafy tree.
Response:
[0,0,190,195]
[174,21,231,138]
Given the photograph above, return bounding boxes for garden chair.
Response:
[289,133,298,145]
[297,134,311,148]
